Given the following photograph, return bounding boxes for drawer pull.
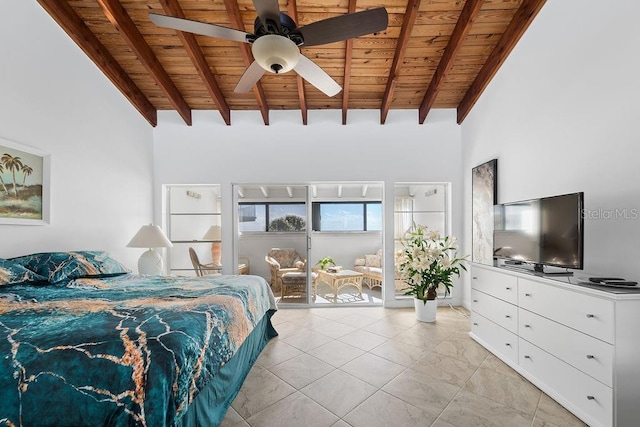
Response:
[505,343,511,347]
[524,324,531,328]
[524,355,531,359]
[473,322,478,326]
[473,299,478,303]
[505,315,511,318]
[587,396,595,401]
[525,293,531,297]
[586,314,595,318]
[505,287,511,290]
[586,355,595,359]
[472,276,478,280]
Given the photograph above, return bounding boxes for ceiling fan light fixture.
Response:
[252,35,299,74]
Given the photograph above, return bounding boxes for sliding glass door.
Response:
[233,182,383,307]
[234,184,310,305]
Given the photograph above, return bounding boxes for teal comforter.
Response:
[0,274,277,426]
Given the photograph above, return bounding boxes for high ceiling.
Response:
[38,0,546,127]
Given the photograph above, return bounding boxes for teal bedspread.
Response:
[0,274,277,426]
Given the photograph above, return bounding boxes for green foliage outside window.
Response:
[269,215,306,231]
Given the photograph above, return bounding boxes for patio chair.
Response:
[265,248,308,298]
[189,247,221,277]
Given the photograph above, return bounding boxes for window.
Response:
[311,202,382,231]
[238,202,306,232]
[166,185,221,276]
[394,183,448,298]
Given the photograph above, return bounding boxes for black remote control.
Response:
[600,280,638,286]
[589,277,624,283]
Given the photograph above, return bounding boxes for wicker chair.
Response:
[265,248,308,298]
[189,247,221,277]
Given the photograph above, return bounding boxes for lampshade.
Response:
[252,35,300,74]
[202,225,222,241]
[127,224,173,249]
[127,224,173,275]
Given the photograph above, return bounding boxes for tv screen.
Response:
[493,192,584,271]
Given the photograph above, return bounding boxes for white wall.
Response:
[461,0,640,307]
[153,109,464,305]
[0,1,154,269]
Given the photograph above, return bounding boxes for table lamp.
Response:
[202,225,222,266]
[127,224,173,275]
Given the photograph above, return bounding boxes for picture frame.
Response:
[472,159,497,264]
[0,137,50,225]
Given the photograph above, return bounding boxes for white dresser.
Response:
[469,263,640,427]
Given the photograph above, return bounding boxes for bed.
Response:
[0,251,277,427]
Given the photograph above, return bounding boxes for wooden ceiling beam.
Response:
[36,0,157,127]
[418,0,483,124]
[224,0,270,125]
[96,0,192,125]
[380,0,420,124]
[457,0,547,124]
[287,0,307,125]
[341,0,357,125]
[160,0,231,125]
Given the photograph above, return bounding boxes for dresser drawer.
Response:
[519,339,612,427]
[472,289,518,334]
[518,278,614,344]
[471,312,518,364]
[519,309,613,387]
[470,266,517,304]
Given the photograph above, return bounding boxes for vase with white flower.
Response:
[397,224,467,322]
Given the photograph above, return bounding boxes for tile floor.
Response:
[221,306,588,427]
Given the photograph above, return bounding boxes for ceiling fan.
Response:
[149,0,388,97]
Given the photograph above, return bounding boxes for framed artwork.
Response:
[0,137,50,225]
[472,159,497,264]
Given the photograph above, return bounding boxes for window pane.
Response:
[320,203,363,231]
[170,186,220,214]
[268,204,307,231]
[394,183,448,298]
[366,203,382,230]
[238,204,266,232]
[170,214,220,241]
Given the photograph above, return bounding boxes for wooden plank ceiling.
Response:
[38,0,546,127]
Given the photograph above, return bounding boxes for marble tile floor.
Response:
[221,306,587,427]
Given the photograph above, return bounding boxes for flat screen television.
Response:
[493,192,584,274]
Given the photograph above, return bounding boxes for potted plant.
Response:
[316,256,335,271]
[396,224,467,322]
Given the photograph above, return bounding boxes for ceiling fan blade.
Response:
[149,13,251,44]
[234,61,267,92]
[252,0,281,31]
[298,7,388,47]
[294,55,342,97]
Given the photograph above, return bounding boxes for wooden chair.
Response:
[238,256,251,275]
[189,247,220,277]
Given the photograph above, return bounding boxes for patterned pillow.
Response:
[10,251,130,284]
[365,254,381,268]
[0,258,48,286]
[375,249,384,265]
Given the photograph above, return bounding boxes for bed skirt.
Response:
[178,309,278,426]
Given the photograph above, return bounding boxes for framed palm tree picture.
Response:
[0,137,50,225]
[472,159,497,264]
